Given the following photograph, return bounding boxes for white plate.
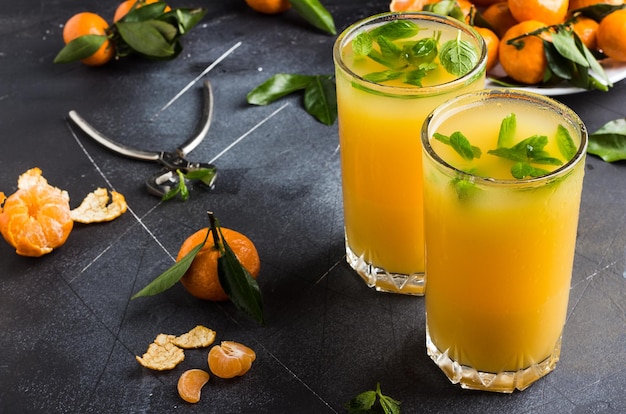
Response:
[485,58,626,96]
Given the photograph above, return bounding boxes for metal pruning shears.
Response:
[68,80,217,198]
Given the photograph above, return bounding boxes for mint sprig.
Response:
[345,383,401,414]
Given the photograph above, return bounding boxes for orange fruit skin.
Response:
[499,20,549,84]
[508,0,568,26]
[598,9,626,61]
[474,26,500,72]
[245,0,292,14]
[177,369,210,404]
[62,12,114,66]
[208,341,256,379]
[113,0,172,23]
[572,15,599,50]
[177,227,260,302]
[0,168,73,257]
[569,0,623,10]
[481,2,518,38]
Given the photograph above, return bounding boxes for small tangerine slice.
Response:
[177,369,210,404]
[208,341,256,379]
[0,168,73,257]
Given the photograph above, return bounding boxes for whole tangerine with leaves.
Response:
[176,227,260,301]
[571,15,599,50]
[208,341,256,379]
[0,168,73,257]
[245,0,292,14]
[62,12,114,66]
[113,0,172,22]
[499,20,550,84]
[508,0,568,26]
[481,1,518,38]
[597,9,626,61]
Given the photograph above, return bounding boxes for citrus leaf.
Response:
[247,73,315,105]
[588,118,626,162]
[217,227,264,324]
[551,29,589,67]
[163,8,208,34]
[289,0,336,35]
[131,230,209,299]
[53,35,107,64]
[304,75,337,125]
[120,2,168,22]
[116,20,176,58]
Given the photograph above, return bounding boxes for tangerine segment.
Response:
[0,168,73,257]
[208,341,256,379]
[177,228,260,302]
[177,369,210,404]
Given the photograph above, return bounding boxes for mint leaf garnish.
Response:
[345,383,401,414]
[439,31,479,77]
[370,20,420,40]
[353,32,374,56]
[497,113,516,148]
[433,131,481,160]
[556,124,577,160]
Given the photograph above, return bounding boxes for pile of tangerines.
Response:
[391,0,626,86]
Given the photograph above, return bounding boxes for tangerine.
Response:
[571,15,599,50]
[481,2,518,38]
[113,0,172,23]
[474,26,500,72]
[176,227,260,301]
[508,0,568,25]
[0,168,73,257]
[177,369,210,404]
[208,341,256,379]
[597,9,626,61]
[245,0,292,14]
[389,0,439,11]
[62,12,114,66]
[499,20,550,84]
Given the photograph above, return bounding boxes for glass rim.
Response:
[333,11,488,97]
[421,88,589,186]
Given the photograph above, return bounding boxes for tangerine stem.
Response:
[207,211,221,250]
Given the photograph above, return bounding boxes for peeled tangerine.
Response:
[208,341,256,379]
[0,168,73,257]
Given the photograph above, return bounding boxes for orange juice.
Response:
[333,12,486,295]
[422,90,587,392]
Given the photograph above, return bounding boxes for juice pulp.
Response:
[423,95,585,373]
[335,17,485,277]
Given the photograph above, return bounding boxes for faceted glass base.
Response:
[426,325,561,393]
[345,242,425,296]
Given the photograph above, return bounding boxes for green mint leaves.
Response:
[434,113,579,185]
[247,73,337,125]
[345,383,401,414]
[587,118,626,162]
[354,20,479,86]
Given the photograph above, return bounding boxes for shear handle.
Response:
[177,80,214,157]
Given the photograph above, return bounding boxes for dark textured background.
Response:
[0,1,624,412]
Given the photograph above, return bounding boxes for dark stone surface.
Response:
[1,1,624,412]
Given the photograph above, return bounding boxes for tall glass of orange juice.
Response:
[333,12,486,295]
[421,89,588,392]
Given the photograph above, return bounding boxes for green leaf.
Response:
[131,229,209,299]
[304,75,337,125]
[588,118,626,162]
[289,0,336,35]
[377,35,403,64]
[161,170,189,201]
[184,167,217,187]
[406,37,438,66]
[363,70,404,83]
[247,73,315,105]
[353,32,374,56]
[376,383,401,414]
[165,8,208,34]
[556,124,578,161]
[511,162,550,179]
[551,29,589,67]
[344,390,377,412]
[450,131,481,160]
[217,227,264,324]
[53,35,108,64]
[497,113,516,148]
[402,67,428,86]
[439,33,479,77]
[370,20,420,40]
[453,176,479,200]
[116,20,177,58]
[119,2,168,22]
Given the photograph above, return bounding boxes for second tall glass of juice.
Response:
[333,12,487,295]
